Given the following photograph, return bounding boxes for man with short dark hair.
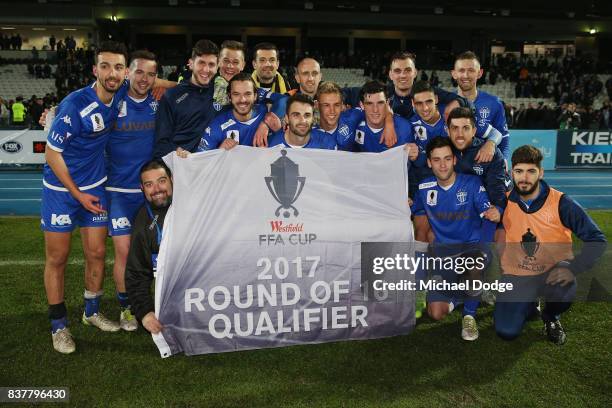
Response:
[494,145,606,345]
[42,41,130,354]
[267,94,336,149]
[351,81,417,154]
[106,50,159,332]
[196,72,267,150]
[412,136,500,340]
[154,39,219,158]
[125,160,174,335]
[251,42,291,95]
[214,40,247,108]
[452,51,510,159]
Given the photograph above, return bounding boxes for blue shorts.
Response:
[41,185,108,232]
[106,189,145,236]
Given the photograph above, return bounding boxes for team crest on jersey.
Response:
[338,124,350,137]
[478,106,490,127]
[213,102,223,112]
[118,101,127,118]
[355,130,365,145]
[414,125,427,141]
[149,100,158,113]
[226,130,239,142]
[91,113,105,132]
[426,190,438,206]
[456,190,468,205]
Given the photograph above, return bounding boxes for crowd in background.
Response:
[1,42,611,130]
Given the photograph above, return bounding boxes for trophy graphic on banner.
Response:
[521,228,539,259]
[265,150,306,218]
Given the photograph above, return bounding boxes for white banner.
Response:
[154,146,415,357]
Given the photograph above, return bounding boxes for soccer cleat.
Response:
[543,320,567,345]
[461,315,479,341]
[120,308,138,332]
[52,327,75,354]
[82,312,120,332]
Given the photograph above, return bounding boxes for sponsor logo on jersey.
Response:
[112,217,132,230]
[51,213,72,226]
[92,212,108,223]
[479,185,486,192]
[61,115,72,126]
[220,119,236,131]
[456,190,468,205]
[226,130,239,142]
[91,113,105,132]
[426,189,438,206]
[414,125,427,141]
[355,130,365,145]
[1,141,22,153]
[79,101,99,118]
[419,181,437,189]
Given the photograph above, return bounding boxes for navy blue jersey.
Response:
[106,94,157,190]
[454,137,510,210]
[353,112,414,153]
[268,128,337,150]
[153,80,216,158]
[468,90,510,158]
[412,173,492,244]
[197,104,267,151]
[44,82,128,190]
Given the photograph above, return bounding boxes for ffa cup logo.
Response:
[355,130,365,145]
[265,150,306,218]
[226,130,239,142]
[426,190,438,206]
[456,190,468,204]
[91,113,105,132]
[415,125,427,141]
[521,228,539,259]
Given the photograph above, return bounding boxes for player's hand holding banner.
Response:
[153,146,415,357]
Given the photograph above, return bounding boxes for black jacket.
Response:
[125,204,169,322]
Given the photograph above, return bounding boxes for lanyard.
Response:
[145,204,163,246]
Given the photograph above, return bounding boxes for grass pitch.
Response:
[1,213,611,408]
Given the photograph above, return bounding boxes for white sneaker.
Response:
[461,315,479,341]
[52,327,75,354]
[82,312,120,332]
[120,308,138,332]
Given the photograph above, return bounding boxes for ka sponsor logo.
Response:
[51,214,72,226]
[112,217,131,230]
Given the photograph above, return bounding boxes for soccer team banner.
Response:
[153,146,415,357]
